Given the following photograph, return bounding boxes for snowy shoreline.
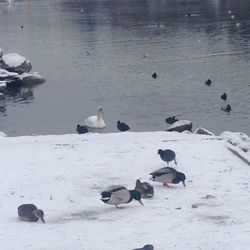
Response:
[0,131,250,250]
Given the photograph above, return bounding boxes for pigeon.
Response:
[158,149,177,166]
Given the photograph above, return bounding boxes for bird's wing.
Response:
[104,185,126,193]
[150,167,174,176]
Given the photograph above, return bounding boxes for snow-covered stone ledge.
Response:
[0,131,250,250]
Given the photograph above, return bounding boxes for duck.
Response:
[221,93,227,101]
[100,185,143,208]
[150,167,186,187]
[158,149,177,166]
[134,179,154,199]
[221,104,231,113]
[205,79,212,86]
[165,116,178,125]
[152,72,157,79]
[133,244,154,250]
[117,120,130,132]
[76,124,88,134]
[84,106,106,129]
[18,204,45,223]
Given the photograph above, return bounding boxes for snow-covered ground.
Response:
[0,131,250,250]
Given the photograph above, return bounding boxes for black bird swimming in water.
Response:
[165,116,178,124]
[221,93,227,101]
[221,104,231,113]
[152,72,157,79]
[205,79,212,86]
[76,124,88,134]
[133,244,154,250]
[117,120,130,132]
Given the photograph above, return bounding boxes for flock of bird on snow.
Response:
[17,78,230,250]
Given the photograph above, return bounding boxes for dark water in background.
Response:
[0,0,249,136]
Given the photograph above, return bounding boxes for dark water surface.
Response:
[0,0,249,136]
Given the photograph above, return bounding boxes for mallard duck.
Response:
[150,167,186,187]
[76,124,88,134]
[158,149,177,166]
[134,179,154,198]
[133,244,154,250]
[18,204,45,223]
[100,185,143,208]
[84,106,106,129]
[117,120,130,132]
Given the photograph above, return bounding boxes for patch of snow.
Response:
[0,131,250,250]
[2,53,28,67]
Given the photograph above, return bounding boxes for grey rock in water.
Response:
[20,72,46,85]
[167,120,193,133]
[194,127,214,136]
[2,53,32,74]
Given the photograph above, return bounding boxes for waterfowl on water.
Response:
[117,120,130,132]
[18,204,45,223]
[221,104,231,113]
[134,179,154,199]
[152,72,157,79]
[221,93,227,101]
[100,185,143,208]
[150,167,186,187]
[165,116,178,125]
[84,106,106,129]
[158,149,177,166]
[133,244,154,250]
[76,124,88,134]
[205,79,212,86]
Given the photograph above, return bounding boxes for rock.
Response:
[0,93,5,100]
[167,120,193,133]
[0,131,7,137]
[194,127,214,136]
[0,69,23,87]
[2,53,32,74]
[191,204,198,208]
[20,72,46,85]
[0,48,3,59]
[0,81,7,93]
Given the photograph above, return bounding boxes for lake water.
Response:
[0,0,250,136]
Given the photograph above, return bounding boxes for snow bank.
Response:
[0,131,250,250]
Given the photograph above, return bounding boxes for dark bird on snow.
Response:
[221,104,231,113]
[100,185,143,208]
[165,116,178,124]
[134,179,154,199]
[76,124,88,134]
[205,79,212,86]
[150,167,186,187]
[152,72,157,79]
[221,93,227,101]
[158,149,177,166]
[133,244,154,250]
[18,204,45,223]
[117,120,130,132]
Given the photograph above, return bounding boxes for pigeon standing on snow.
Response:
[100,185,143,208]
[133,244,154,250]
[150,167,186,187]
[18,204,45,223]
[158,149,177,166]
[117,120,130,132]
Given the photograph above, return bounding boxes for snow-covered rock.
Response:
[2,53,32,74]
[220,131,250,154]
[0,48,3,59]
[0,68,22,87]
[194,127,214,136]
[20,72,46,85]
[167,120,193,132]
[0,131,7,137]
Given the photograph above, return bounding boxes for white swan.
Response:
[84,106,106,129]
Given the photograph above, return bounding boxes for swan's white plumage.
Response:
[84,106,106,129]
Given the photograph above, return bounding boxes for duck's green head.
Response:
[131,190,143,205]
